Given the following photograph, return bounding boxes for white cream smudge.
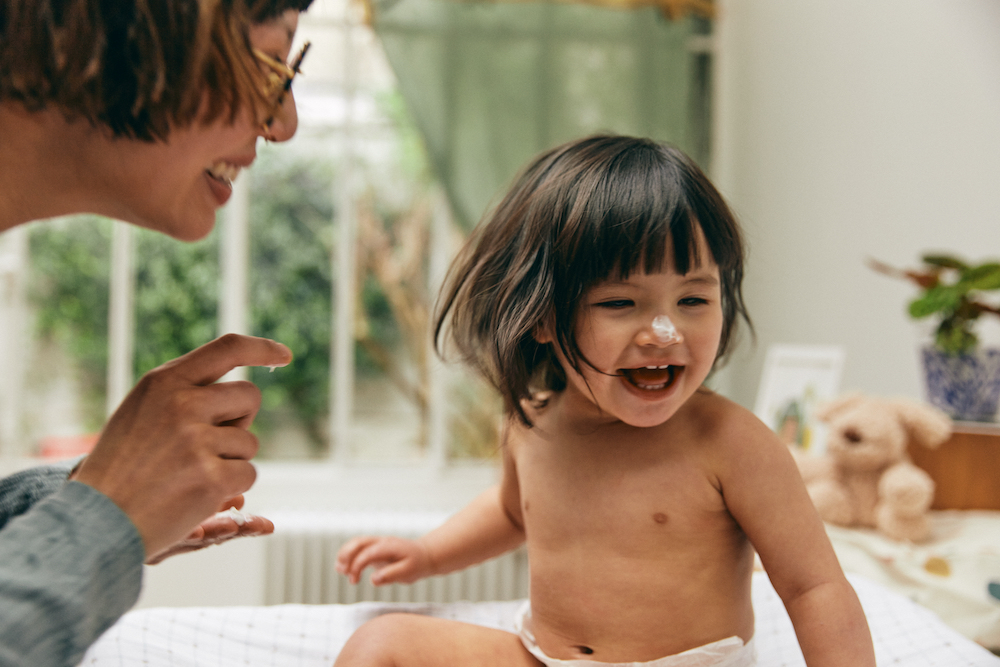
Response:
[651,315,680,344]
[219,507,249,526]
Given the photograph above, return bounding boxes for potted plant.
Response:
[870,254,1000,422]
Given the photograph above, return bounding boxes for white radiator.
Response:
[263,510,529,605]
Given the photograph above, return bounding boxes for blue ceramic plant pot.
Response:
[921,346,1000,422]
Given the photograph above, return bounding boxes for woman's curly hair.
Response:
[0,0,311,140]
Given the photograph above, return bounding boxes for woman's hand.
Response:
[144,495,275,565]
[335,535,434,586]
[73,334,291,559]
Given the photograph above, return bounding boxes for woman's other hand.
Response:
[144,495,275,565]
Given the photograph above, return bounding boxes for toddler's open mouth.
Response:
[620,365,681,391]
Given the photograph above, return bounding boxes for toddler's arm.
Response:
[719,413,876,667]
[336,481,525,586]
[780,577,875,666]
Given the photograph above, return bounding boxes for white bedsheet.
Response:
[827,510,1000,649]
[81,573,1000,666]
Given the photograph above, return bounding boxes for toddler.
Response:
[334,136,875,667]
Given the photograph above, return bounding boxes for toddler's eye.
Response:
[679,297,709,307]
[595,299,633,309]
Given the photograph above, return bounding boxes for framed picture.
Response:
[753,344,846,455]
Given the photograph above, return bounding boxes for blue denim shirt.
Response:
[0,466,143,666]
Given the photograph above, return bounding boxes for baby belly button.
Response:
[653,512,668,524]
[576,646,594,655]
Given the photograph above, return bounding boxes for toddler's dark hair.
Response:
[434,135,751,425]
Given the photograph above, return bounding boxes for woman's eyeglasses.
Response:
[253,41,311,129]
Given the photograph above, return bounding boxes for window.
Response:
[2,0,500,466]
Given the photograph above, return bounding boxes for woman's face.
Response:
[98,9,302,241]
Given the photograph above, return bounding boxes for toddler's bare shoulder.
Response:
[686,391,780,449]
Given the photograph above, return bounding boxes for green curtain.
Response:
[372,0,710,229]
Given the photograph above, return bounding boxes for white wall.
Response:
[714,0,1000,408]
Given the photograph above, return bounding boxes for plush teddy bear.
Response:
[793,393,952,542]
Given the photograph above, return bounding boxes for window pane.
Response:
[132,227,219,377]
[247,145,334,459]
[23,216,111,457]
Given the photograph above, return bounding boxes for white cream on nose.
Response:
[651,315,680,344]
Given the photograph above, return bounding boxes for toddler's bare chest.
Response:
[514,447,732,550]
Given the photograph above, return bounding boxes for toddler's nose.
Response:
[639,315,684,346]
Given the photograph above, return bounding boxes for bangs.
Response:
[552,141,725,302]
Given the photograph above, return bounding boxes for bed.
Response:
[81,423,1000,666]
[81,570,999,666]
[825,510,1000,650]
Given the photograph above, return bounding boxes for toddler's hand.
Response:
[335,535,432,586]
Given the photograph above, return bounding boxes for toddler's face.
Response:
[544,243,724,428]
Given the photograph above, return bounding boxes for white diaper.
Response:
[514,602,756,667]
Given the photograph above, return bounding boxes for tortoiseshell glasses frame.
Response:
[252,40,311,129]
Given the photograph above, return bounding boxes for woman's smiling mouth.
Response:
[206,160,243,186]
[203,160,247,207]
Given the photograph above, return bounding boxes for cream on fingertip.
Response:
[260,360,290,372]
[215,507,250,525]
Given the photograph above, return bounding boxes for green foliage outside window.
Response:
[134,228,219,377]
[245,150,335,451]
[28,216,112,431]
[26,154,337,448]
[26,90,503,459]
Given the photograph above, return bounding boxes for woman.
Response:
[0,1,312,664]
